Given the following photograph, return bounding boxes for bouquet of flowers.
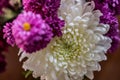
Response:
[0,0,120,80]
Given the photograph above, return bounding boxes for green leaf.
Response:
[24,71,33,78]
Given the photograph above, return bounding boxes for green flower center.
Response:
[51,38,81,62]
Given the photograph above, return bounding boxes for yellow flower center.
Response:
[23,22,31,31]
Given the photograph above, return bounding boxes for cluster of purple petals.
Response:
[12,11,53,53]
[22,0,65,37]
[94,0,120,15]
[23,0,60,17]
[3,23,15,46]
[94,0,120,53]
[45,16,65,37]
[0,0,10,14]
[0,31,8,73]
[106,0,120,15]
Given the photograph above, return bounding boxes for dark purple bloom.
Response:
[106,0,120,15]
[12,11,53,53]
[23,0,61,17]
[3,22,15,46]
[22,0,65,37]
[45,16,65,37]
[94,0,120,52]
[94,0,120,15]
[106,0,119,7]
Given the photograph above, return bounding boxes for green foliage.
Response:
[22,70,40,80]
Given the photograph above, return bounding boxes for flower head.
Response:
[45,16,65,37]
[3,22,15,46]
[106,0,120,15]
[22,0,65,37]
[22,0,61,17]
[19,1,111,80]
[94,0,120,15]
[12,11,53,53]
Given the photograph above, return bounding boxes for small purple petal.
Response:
[3,22,15,46]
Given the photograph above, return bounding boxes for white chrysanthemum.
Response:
[19,1,112,80]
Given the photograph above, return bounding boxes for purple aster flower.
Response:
[94,0,120,52]
[94,0,120,15]
[106,0,119,7]
[3,22,15,46]
[22,0,65,37]
[45,16,65,37]
[22,0,61,17]
[12,11,53,53]
[0,0,10,14]
[106,0,120,15]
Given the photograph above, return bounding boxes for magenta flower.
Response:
[3,22,15,46]
[22,0,65,37]
[106,0,120,15]
[12,11,53,53]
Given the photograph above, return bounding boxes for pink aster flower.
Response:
[12,11,53,53]
[22,0,65,37]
